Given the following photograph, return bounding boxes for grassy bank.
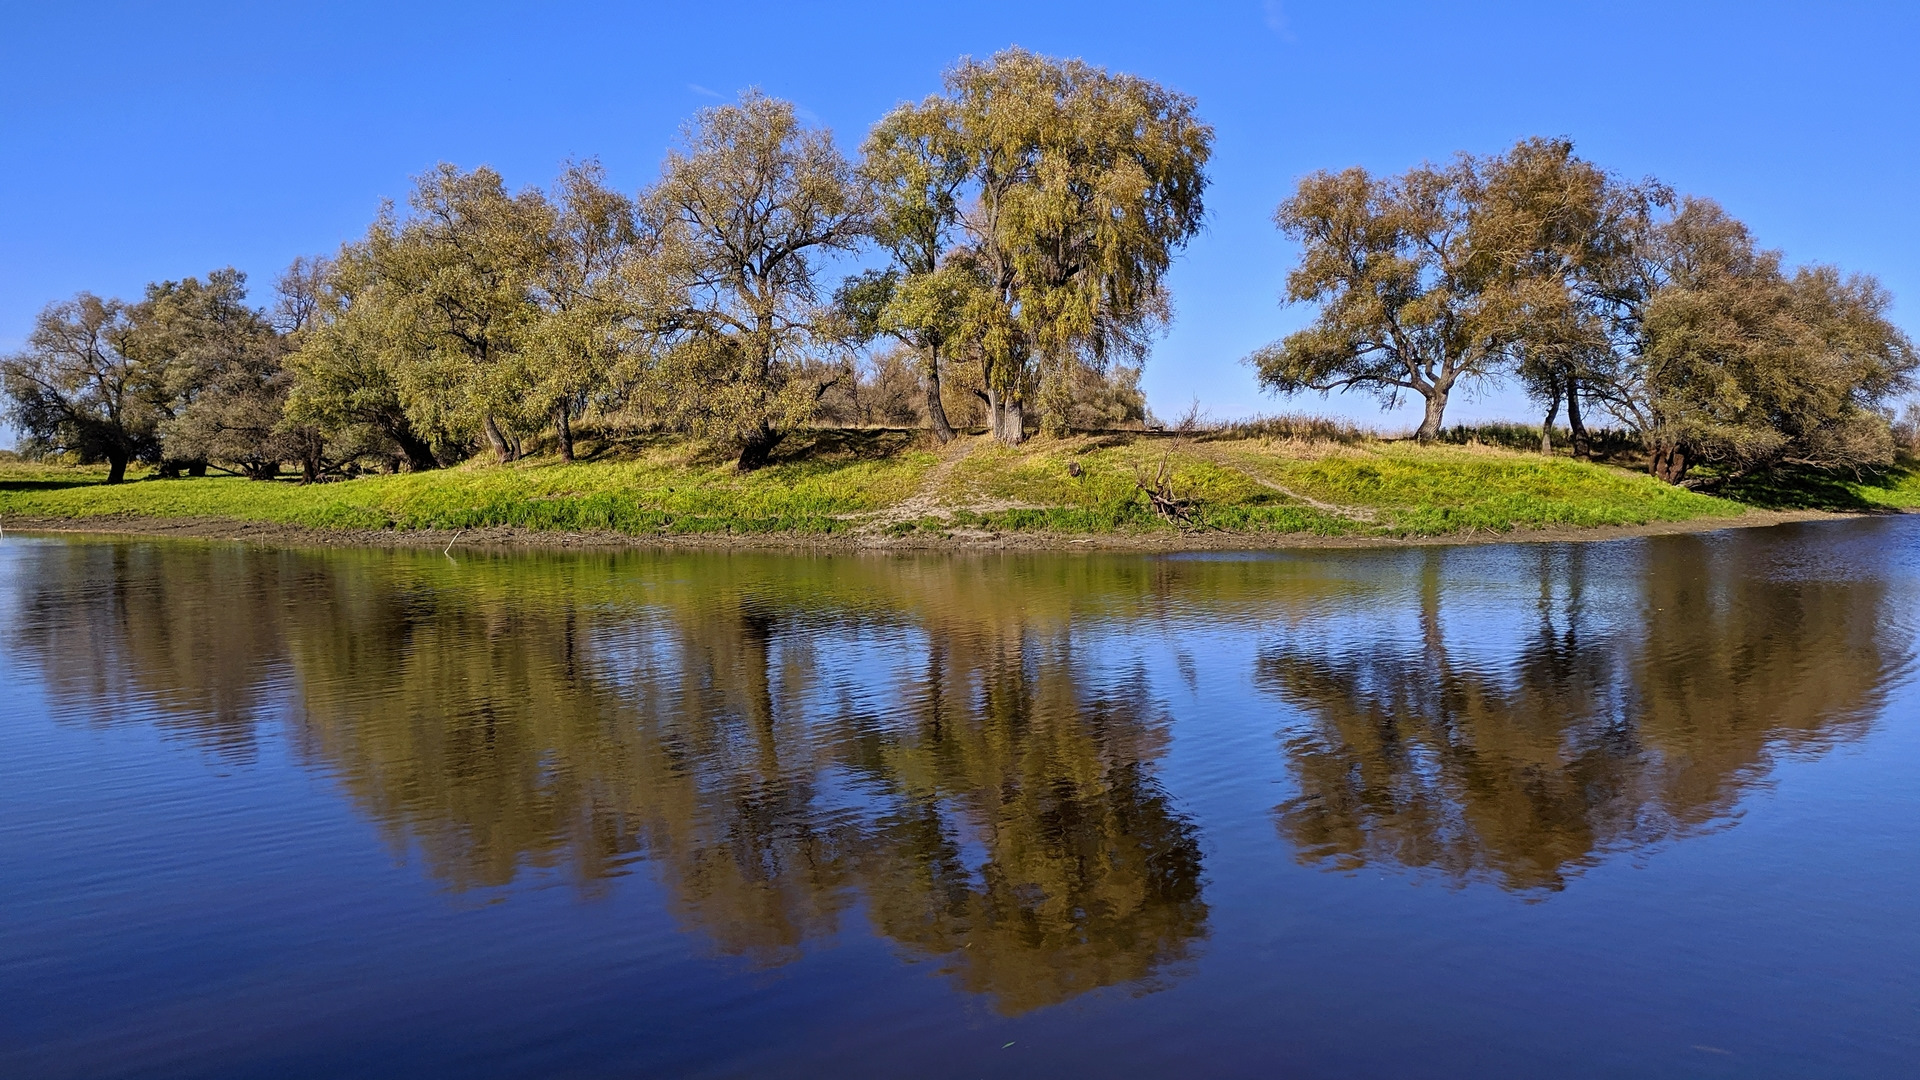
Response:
[4,430,1914,547]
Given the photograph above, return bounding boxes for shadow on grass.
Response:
[768,428,921,466]
[0,476,108,493]
[1716,461,1918,511]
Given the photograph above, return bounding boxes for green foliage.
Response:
[1434,422,1640,458]
[282,251,442,473]
[634,91,869,468]
[138,268,295,477]
[1213,413,1374,445]
[521,161,640,462]
[1633,201,1917,481]
[1,293,170,482]
[918,48,1213,442]
[366,164,556,461]
[285,163,642,472]
[1251,139,1916,484]
[1248,157,1504,441]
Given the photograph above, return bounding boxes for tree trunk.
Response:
[737,422,783,471]
[302,451,322,484]
[187,460,208,477]
[1001,397,1026,445]
[1415,388,1450,442]
[390,419,438,472]
[1540,385,1561,454]
[987,386,1006,441]
[1650,440,1690,484]
[105,450,129,485]
[925,346,956,444]
[1567,376,1591,459]
[554,403,575,463]
[482,414,512,465]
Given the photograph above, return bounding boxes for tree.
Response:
[859,97,973,441]
[136,268,294,479]
[370,164,555,464]
[1248,158,1507,441]
[1472,138,1650,457]
[526,161,640,462]
[1585,198,1916,483]
[268,256,363,482]
[635,91,870,469]
[283,249,443,472]
[1,293,168,482]
[936,49,1212,443]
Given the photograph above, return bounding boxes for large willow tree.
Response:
[635,91,870,469]
[286,164,637,468]
[1601,198,1916,483]
[872,49,1211,444]
[1472,138,1647,457]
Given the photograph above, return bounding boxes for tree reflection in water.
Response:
[11,529,1902,1012]
[1257,537,1905,892]
[9,544,1207,1014]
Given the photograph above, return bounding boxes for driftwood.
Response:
[1135,451,1197,527]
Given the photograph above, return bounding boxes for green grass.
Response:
[1715,459,1920,512]
[5,428,1873,544]
[1211,443,1746,534]
[0,432,937,536]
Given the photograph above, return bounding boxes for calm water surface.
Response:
[2,521,1917,1078]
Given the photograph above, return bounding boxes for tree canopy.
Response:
[8,63,1912,490]
[1248,156,1507,442]
[634,90,870,468]
[3,294,164,482]
[1251,137,1915,480]
[938,48,1212,442]
[1625,200,1915,481]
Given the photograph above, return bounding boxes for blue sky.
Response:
[3,1,1916,444]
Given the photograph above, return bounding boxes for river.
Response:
[2,520,1916,1078]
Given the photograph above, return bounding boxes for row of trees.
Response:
[1251,138,1917,482]
[0,269,307,483]
[7,67,1911,487]
[2,49,1207,480]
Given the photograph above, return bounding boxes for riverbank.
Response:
[4,430,1915,552]
[0,506,1863,553]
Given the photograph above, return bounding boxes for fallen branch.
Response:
[1135,451,1198,527]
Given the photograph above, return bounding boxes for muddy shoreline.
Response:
[0,507,1867,556]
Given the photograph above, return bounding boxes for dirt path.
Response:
[875,435,978,521]
[851,436,1051,533]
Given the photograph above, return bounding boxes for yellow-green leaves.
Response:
[1250,158,1505,442]
[636,90,869,468]
[917,49,1212,442]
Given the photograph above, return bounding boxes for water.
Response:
[2,520,1916,1078]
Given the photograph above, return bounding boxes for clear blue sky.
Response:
[3,1,1916,444]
